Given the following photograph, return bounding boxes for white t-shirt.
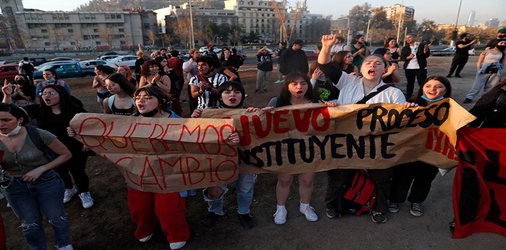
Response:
[331,43,351,54]
[189,73,228,109]
[406,45,420,69]
[329,72,406,105]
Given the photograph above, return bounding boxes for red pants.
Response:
[127,188,189,243]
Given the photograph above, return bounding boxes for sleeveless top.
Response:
[108,95,136,116]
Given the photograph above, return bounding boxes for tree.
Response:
[204,22,219,44]
[417,19,441,42]
[370,8,394,30]
[229,24,243,46]
[145,30,157,47]
[99,26,114,48]
[348,3,372,34]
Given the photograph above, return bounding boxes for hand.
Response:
[226,132,240,145]
[261,106,275,113]
[191,108,203,118]
[151,74,160,84]
[358,48,365,54]
[323,101,339,107]
[321,34,337,48]
[67,126,77,137]
[311,68,324,80]
[403,102,419,108]
[2,80,13,96]
[245,107,259,113]
[387,64,396,74]
[22,167,46,182]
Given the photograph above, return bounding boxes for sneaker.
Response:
[410,203,424,217]
[388,202,400,213]
[325,208,339,219]
[299,205,318,222]
[463,98,472,104]
[273,206,287,225]
[238,213,255,230]
[138,234,153,243]
[78,192,94,209]
[203,212,220,227]
[63,187,77,204]
[371,211,388,224]
[455,75,462,78]
[446,74,452,78]
[169,241,186,250]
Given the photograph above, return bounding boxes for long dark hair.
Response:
[133,86,170,116]
[106,73,135,97]
[415,75,452,105]
[333,51,355,73]
[218,81,245,108]
[278,72,314,107]
[39,85,78,118]
[141,60,165,77]
[384,37,398,48]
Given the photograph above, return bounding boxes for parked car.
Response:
[97,55,120,61]
[49,57,79,62]
[0,64,19,82]
[430,47,455,56]
[33,62,94,79]
[29,57,48,66]
[79,59,117,70]
[108,55,137,68]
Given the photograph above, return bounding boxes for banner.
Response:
[69,114,238,193]
[452,127,506,238]
[70,99,475,193]
[202,99,474,174]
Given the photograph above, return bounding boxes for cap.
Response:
[498,27,506,33]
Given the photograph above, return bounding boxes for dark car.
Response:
[0,64,19,82]
[30,57,48,66]
[33,62,94,79]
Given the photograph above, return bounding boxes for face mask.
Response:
[1,125,22,137]
[140,108,159,117]
[46,78,55,83]
[421,94,444,103]
[148,71,158,75]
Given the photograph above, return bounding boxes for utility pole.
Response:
[189,0,195,48]
[451,0,463,47]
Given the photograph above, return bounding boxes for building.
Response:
[466,10,476,26]
[0,0,157,50]
[485,18,500,28]
[225,0,281,42]
[385,4,415,22]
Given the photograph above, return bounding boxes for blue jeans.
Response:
[206,173,257,215]
[4,170,72,250]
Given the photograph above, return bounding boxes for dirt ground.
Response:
[2,56,506,249]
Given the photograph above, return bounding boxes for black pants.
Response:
[405,68,427,99]
[56,150,90,193]
[325,168,393,213]
[448,54,469,77]
[390,161,439,204]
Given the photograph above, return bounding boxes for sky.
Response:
[21,0,504,25]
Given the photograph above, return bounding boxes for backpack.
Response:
[25,126,57,161]
[21,62,34,74]
[335,170,376,216]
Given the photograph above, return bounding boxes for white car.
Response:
[79,59,118,70]
[108,55,137,68]
[97,55,120,61]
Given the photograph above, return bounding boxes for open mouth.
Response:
[367,69,376,76]
[228,98,236,103]
[296,90,303,94]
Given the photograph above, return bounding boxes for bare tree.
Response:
[99,26,114,48]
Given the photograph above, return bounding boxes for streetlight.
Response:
[189,0,195,48]
[451,0,463,47]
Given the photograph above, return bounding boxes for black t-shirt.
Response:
[257,53,273,71]
[455,40,472,56]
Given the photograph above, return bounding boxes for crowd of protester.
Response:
[0,27,504,249]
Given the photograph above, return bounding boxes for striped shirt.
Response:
[189,73,228,109]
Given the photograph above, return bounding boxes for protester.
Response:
[279,39,308,76]
[189,55,228,109]
[463,39,505,104]
[255,46,273,93]
[103,73,136,116]
[18,57,35,83]
[182,49,200,113]
[167,50,185,98]
[485,27,506,48]
[350,34,370,70]
[330,36,351,58]
[0,103,73,249]
[373,48,401,84]
[9,75,35,106]
[139,60,172,101]
[220,47,243,71]
[469,78,506,128]
[309,61,340,102]
[274,42,288,84]
[91,65,115,105]
[134,46,146,84]
[332,51,359,75]
[318,34,406,224]
[117,65,137,89]
[400,34,431,100]
[447,33,477,78]
[191,81,256,229]
[384,38,401,64]
[265,72,319,225]
[389,76,453,217]
[36,68,72,98]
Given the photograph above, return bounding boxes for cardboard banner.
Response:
[70,99,475,193]
[452,127,506,238]
[69,114,238,193]
[202,98,474,174]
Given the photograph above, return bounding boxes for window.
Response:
[118,28,124,32]
[93,28,98,33]
[68,29,73,33]
[44,42,51,46]
[95,41,101,45]
[83,35,89,40]
[41,29,48,33]
[120,41,126,45]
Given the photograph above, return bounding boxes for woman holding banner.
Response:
[191,81,255,229]
[265,72,320,225]
[317,34,406,224]
[389,76,453,217]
